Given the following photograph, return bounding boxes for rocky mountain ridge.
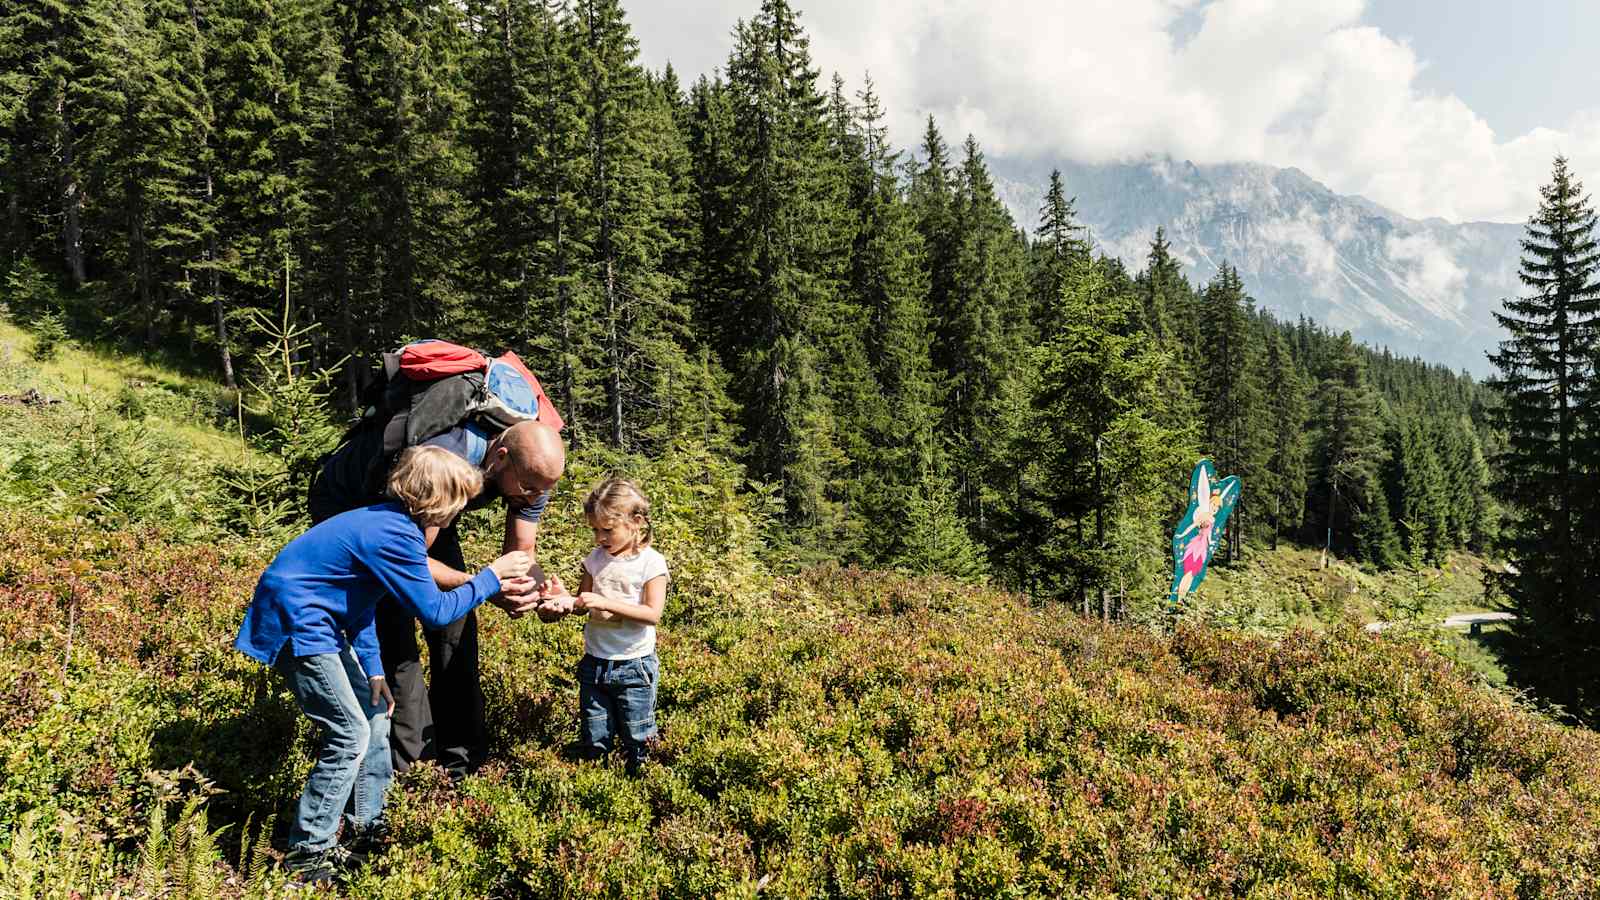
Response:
[994,158,1522,373]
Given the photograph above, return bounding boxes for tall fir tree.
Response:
[719,0,853,547]
[1262,330,1309,549]
[1021,259,1190,615]
[1488,156,1600,716]
[1029,168,1087,339]
[1196,264,1267,561]
[1312,331,1401,567]
[943,135,1028,528]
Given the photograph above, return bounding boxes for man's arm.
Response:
[423,524,473,589]
[503,508,538,555]
[491,509,542,618]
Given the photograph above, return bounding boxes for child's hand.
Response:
[535,595,574,623]
[575,592,616,620]
[370,676,395,716]
[490,551,533,580]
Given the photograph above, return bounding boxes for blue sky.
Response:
[1365,0,1598,140]
[624,0,1600,223]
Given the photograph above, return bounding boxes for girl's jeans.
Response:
[577,653,658,767]
[276,646,392,852]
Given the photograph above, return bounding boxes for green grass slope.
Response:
[2,328,1597,897]
[5,521,1600,898]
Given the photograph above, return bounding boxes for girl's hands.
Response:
[490,551,533,581]
[370,676,395,716]
[574,592,616,620]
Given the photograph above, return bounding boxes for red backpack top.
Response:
[390,339,565,433]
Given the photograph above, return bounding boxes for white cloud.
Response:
[1385,232,1468,314]
[623,0,1600,224]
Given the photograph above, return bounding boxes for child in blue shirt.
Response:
[235,446,535,883]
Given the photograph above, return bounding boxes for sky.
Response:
[622,0,1600,224]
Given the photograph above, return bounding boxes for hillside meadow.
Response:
[5,506,1600,897]
[3,324,1599,898]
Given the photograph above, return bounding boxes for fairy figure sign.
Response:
[1169,459,1241,604]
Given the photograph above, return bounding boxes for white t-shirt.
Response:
[582,546,669,660]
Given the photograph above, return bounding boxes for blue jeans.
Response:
[577,653,658,766]
[276,646,392,852]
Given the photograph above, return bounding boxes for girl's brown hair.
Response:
[386,445,484,527]
[584,476,652,546]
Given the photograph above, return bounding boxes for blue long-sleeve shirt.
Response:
[234,501,502,678]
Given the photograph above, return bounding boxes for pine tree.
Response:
[1023,259,1189,615]
[1029,169,1086,339]
[1196,264,1267,561]
[943,135,1028,527]
[719,0,853,546]
[1488,156,1600,715]
[907,116,957,374]
[1312,331,1401,567]
[567,0,703,453]
[1387,413,1448,564]
[844,75,945,563]
[1138,226,1185,344]
[1262,330,1308,548]
[4,0,99,288]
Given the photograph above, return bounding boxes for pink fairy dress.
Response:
[1181,523,1211,576]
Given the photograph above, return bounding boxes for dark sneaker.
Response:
[283,846,339,885]
[343,819,390,867]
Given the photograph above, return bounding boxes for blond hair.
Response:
[386,445,483,527]
[584,476,652,546]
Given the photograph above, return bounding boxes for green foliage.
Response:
[214,297,342,542]
[27,309,68,362]
[1487,156,1600,721]
[3,515,1599,896]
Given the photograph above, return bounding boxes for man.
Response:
[309,408,566,779]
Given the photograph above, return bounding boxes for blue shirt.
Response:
[234,501,503,678]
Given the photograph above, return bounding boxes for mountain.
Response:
[993,158,1522,374]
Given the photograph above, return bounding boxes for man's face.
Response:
[492,460,556,508]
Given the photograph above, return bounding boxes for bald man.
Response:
[309,416,566,778]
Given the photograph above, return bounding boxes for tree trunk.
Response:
[1094,440,1107,621]
[203,170,236,389]
[1271,493,1281,551]
[58,92,86,289]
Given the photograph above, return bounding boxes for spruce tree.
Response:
[1312,331,1401,567]
[1488,156,1600,715]
[1197,264,1268,561]
[845,75,946,563]
[720,0,853,547]
[943,135,1028,526]
[1023,259,1189,615]
[1262,330,1308,548]
[1029,168,1087,339]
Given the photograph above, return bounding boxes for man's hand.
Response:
[370,676,395,716]
[492,575,544,619]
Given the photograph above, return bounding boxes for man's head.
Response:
[484,421,566,507]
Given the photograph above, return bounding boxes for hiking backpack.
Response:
[347,339,564,462]
[372,340,563,452]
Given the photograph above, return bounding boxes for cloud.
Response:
[1385,232,1468,316]
[622,0,1600,224]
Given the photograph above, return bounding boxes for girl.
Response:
[234,446,534,883]
[558,477,670,775]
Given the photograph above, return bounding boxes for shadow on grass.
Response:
[148,678,303,849]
